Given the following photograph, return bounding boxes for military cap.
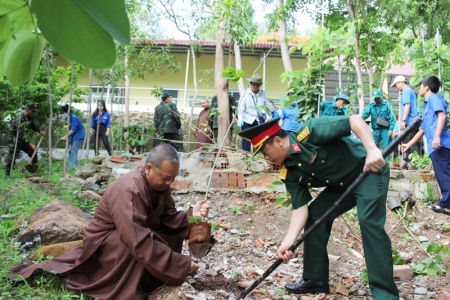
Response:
[247,74,265,84]
[335,94,349,104]
[26,103,38,112]
[238,118,281,155]
[372,89,382,98]
[161,92,172,100]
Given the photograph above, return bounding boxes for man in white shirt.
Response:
[237,74,271,151]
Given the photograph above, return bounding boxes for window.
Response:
[86,86,125,104]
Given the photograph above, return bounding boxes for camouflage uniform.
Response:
[208,94,237,141]
[6,113,41,176]
[154,102,184,152]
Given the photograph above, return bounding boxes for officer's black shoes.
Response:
[285,279,330,294]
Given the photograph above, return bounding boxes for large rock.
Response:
[75,163,98,179]
[81,177,97,191]
[80,190,102,202]
[17,200,92,248]
[92,156,106,164]
[31,240,83,260]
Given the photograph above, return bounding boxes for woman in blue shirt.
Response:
[91,100,112,156]
[280,102,302,133]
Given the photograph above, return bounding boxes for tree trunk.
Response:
[45,45,53,174]
[234,43,245,97]
[85,69,93,162]
[188,44,199,151]
[215,19,230,146]
[124,54,130,128]
[367,40,375,101]
[277,0,293,72]
[347,0,364,114]
[109,68,114,154]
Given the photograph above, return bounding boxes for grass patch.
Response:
[0,158,97,299]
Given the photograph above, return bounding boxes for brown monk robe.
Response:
[9,145,210,300]
[195,98,213,150]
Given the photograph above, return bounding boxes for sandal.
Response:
[430,206,450,216]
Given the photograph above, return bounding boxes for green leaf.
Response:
[288,46,297,54]
[31,0,116,69]
[4,30,45,86]
[271,181,284,187]
[273,196,286,207]
[73,0,130,45]
[0,0,24,16]
[7,5,34,34]
[188,216,200,224]
[0,16,12,52]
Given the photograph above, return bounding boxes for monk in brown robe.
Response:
[9,144,210,300]
[195,98,213,149]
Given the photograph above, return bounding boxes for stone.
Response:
[205,269,218,276]
[80,190,102,202]
[92,156,106,164]
[31,240,83,260]
[77,163,98,179]
[26,176,50,184]
[418,236,429,242]
[97,188,106,196]
[248,160,267,172]
[81,177,97,191]
[226,152,247,171]
[17,200,92,247]
[112,168,132,179]
[427,292,437,299]
[390,170,405,179]
[218,290,229,297]
[246,173,279,189]
[415,287,428,295]
[60,176,78,186]
[171,180,193,191]
[393,265,413,281]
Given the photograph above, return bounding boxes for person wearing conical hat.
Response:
[237,74,271,151]
[360,89,396,161]
[238,115,398,299]
[319,94,349,117]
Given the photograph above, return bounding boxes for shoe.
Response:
[399,160,408,169]
[285,279,329,294]
[430,206,450,216]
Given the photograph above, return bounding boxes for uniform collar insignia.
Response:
[292,143,301,152]
[309,151,317,164]
[279,164,288,180]
[297,127,310,143]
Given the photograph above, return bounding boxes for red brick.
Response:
[229,172,237,188]
[220,173,229,188]
[237,172,245,188]
[211,173,221,188]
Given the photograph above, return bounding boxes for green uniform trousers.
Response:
[303,164,399,300]
[372,128,392,162]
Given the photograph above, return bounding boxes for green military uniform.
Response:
[208,94,237,141]
[154,102,184,152]
[239,116,398,299]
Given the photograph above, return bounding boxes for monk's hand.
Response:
[277,241,294,264]
[363,147,385,172]
[190,261,199,272]
[193,199,210,217]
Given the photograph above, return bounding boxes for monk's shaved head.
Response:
[146,144,180,168]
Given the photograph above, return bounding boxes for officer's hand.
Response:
[60,136,67,141]
[90,129,93,136]
[364,148,385,172]
[400,121,406,130]
[237,120,244,128]
[432,137,441,149]
[190,261,199,272]
[193,199,210,217]
[277,242,294,264]
[105,130,109,137]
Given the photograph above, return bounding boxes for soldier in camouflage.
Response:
[5,104,45,178]
[154,92,184,152]
[208,84,237,142]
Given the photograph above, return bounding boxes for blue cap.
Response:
[372,89,382,98]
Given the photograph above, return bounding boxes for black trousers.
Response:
[402,125,421,162]
[162,133,184,152]
[93,125,112,156]
[6,139,37,176]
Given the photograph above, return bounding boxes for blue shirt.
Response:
[91,111,111,128]
[360,100,396,130]
[400,85,418,124]
[271,110,280,119]
[421,93,450,155]
[320,101,348,116]
[69,113,85,142]
[281,103,302,132]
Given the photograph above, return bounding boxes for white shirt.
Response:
[238,88,271,124]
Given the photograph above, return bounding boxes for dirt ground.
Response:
[150,190,450,300]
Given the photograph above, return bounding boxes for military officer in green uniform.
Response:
[319,94,349,116]
[154,92,184,152]
[238,116,398,299]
